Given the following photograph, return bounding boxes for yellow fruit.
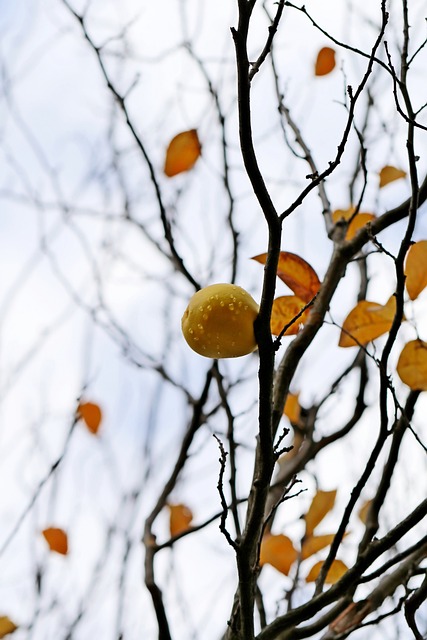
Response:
[181,283,259,358]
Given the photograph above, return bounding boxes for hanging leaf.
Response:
[306,559,348,584]
[358,499,373,524]
[284,392,301,424]
[164,129,201,177]
[379,165,406,188]
[42,527,68,555]
[332,208,376,241]
[304,489,337,537]
[315,47,336,76]
[405,240,427,301]
[0,617,18,639]
[271,296,310,336]
[397,340,427,391]
[169,503,193,537]
[259,534,298,575]
[301,533,336,560]
[339,296,398,348]
[77,402,102,435]
[252,252,321,303]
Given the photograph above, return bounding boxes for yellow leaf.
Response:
[252,252,321,303]
[305,489,337,537]
[358,499,373,524]
[77,402,102,435]
[0,617,18,639]
[405,240,427,301]
[397,339,427,391]
[332,208,376,240]
[259,534,298,575]
[315,47,336,76]
[306,559,348,584]
[42,527,68,555]
[169,503,193,537]
[339,296,398,348]
[301,533,336,560]
[271,296,310,336]
[284,392,301,424]
[164,129,201,177]
[379,165,406,188]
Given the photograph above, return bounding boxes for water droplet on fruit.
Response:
[229,303,234,310]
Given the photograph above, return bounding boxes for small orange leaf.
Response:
[252,252,321,303]
[77,402,102,435]
[271,296,310,336]
[259,534,298,575]
[397,339,427,391]
[305,489,337,537]
[0,617,18,638]
[42,527,68,555]
[339,296,398,348]
[284,392,301,424]
[405,240,427,300]
[315,47,336,76]
[379,165,406,188]
[358,499,373,524]
[164,129,201,177]
[301,533,336,560]
[169,503,193,537]
[306,559,348,584]
[332,208,376,240]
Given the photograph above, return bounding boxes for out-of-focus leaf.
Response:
[358,499,373,524]
[306,559,348,584]
[405,240,427,301]
[270,296,310,336]
[164,130,201,177]
[42,527,68,555]
[284,392,301,424]
[305,489,337,537]
[332,208,376,240]
[77,402,102,435]
[315,47,336,76]
[169,503,193,537]
[301,534,336,560]
[253,252,321,303]
[259,534,298,575]
[0,617,18,638]
[379,165,406,188]
[397,340,427,391]
[339,296,398,348]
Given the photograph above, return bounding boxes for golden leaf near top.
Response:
[379,165,406,188]
[339,296,398,348]
[304,489,337,537]
[397,339,427,391]
[405,240,427,301]
[259,534,298,575]
[164,129,201,177]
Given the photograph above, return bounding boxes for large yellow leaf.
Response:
[77,402,102,435]
[42,527,68,555]
[252,252,321,303]
[259,534,298,575]
[339,296,397,348]
[0,617,18,639]
[284,392,301,424]
[164,129,201,177]
[306,559,348,584]
[315,47,336,76]
[379,165,406,188]
[304,489,337,537]
[270,296,310,336]
[397,340,427,391]
[332,208,376,240]
[301,534,336,560]
[405,240,427,301]
[169,503,193,537]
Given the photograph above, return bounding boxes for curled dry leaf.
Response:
[397,339,427,391]
[77,402,102,435]
[306,559,348,584]
[164,129,201,177]
[169,503,193,537]
[42,527,68,555]
[339,296,398,348]
[271,296,310,336]
[305,489,337,537]
[259,534,298,575]
[332,208,376,241]
[0,617,18,639]
[379,165,406,188]
[405,240,427,301]
[252,252,321,303]
[315,47,336,76]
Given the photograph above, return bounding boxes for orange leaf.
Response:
[332,208,376,240]
[305,489,337,537]
[284,392,301,424]
[306,559,348,584]
[339,296,398,348]
[259,534,298,575]
[405,240,427,300]
[169,503,193,537]
[77,402,102,435]
[271,296,310,336]
[42,527,68,555]
[0,617,18,639]
[164,129,201,177]
[301,533,336,560]
[315,47,336,76]
[379,165,406,188]
[252,252,321,303]
[397,339,427,391]
[358,499,373,524]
